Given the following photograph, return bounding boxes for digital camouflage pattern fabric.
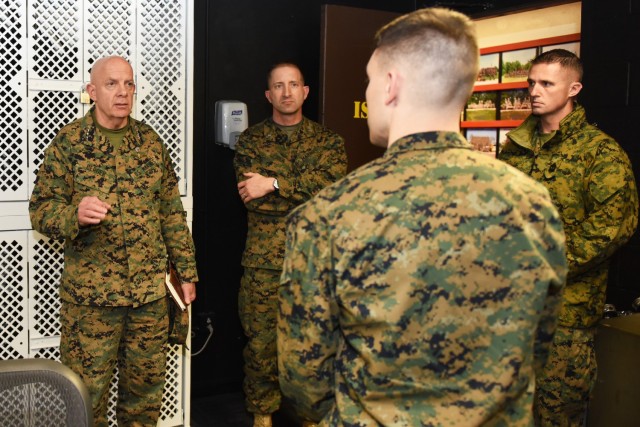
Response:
[533,327,595,426]
[237,267,281,413]
[234,116,347,414]
[500,104,638,329]
[278,131,568,426]
[60,298,169,427]
[234,116,348,270]
[29,107,199,307]
[500,103,638,426]
[30,105,198,426]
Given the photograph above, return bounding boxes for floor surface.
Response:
[190,391,300,427]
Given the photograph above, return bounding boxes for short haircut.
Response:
[532,49,583,81]
[373,7,479,108]
[266,62,305,89]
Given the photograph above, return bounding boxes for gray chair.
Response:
[0,358,93,427]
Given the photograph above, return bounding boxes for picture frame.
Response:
[500,89,531,121]
[476,53,500,85]
[542,41,580,57]
[465,91,497,121]
[501,48,536,83]
[466,128,498,157]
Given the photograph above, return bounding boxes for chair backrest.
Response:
[0,358,93,427]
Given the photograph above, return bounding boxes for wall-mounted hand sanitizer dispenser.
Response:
[215,100,248,150]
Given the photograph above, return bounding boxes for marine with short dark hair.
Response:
[234,62,347,427]
[499,48,638,426]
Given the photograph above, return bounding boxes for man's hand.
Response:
[237,172,277,203]
[181,282,196,305]
[78,196,111,226]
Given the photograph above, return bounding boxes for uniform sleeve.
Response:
[533,282,563,374]
[159,139,199,283]
[277,201,339,422]
[565,140,639,278]
[233,128,257,185]
[233,125,294,215]
[29,134,80,240]
[517,185,567,374]
[234,124,347,216]
[278,131,347,205]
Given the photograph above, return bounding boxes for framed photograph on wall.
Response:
[500,89,531,121]
[501,48,536,83]
[476,53,499,85]
[466,128,498,157]
[542,42,580,57]
[465,91,497,121]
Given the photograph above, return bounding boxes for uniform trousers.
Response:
[239,267,282,415]
[60,297,169,427]
[534,326,596,427]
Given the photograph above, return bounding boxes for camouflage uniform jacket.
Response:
[29,108,198,307]
[278,131,568,426]
[234,116,347,270]
[500,104,638,328]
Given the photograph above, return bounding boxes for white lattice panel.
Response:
[28,230,64,343]
[83,0,135,79]
[0,2,28,202]
[162,344,186,424]
[0,231,29,360]
[25,0,188,197]
[136,0,188,194]
[28,0,83,83]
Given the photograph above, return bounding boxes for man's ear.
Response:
[86,83,97,102]
[386,69,401,106]
[569,81,583,98]
[265,90,272,104]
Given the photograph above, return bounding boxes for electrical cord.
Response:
[191,318,214,356]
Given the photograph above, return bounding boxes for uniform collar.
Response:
[385,131,471,157]
[79,106,143,150]
[507,103,586,149]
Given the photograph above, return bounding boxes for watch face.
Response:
[274,179,279,190]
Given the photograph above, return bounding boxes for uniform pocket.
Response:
[128,155,163,197]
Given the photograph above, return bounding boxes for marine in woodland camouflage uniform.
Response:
[234,63,347,422]
[278,8,568,426]
[29,56,198,427]
[501,102,638,425]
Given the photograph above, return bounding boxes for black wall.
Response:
[191,0,416,397]
[580,0,640,312]
[191,0,639,397]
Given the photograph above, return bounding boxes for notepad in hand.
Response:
[166,266,187,311]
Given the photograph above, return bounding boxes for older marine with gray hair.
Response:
[29,55,198,426]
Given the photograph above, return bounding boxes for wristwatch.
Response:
[273,178,279,190]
